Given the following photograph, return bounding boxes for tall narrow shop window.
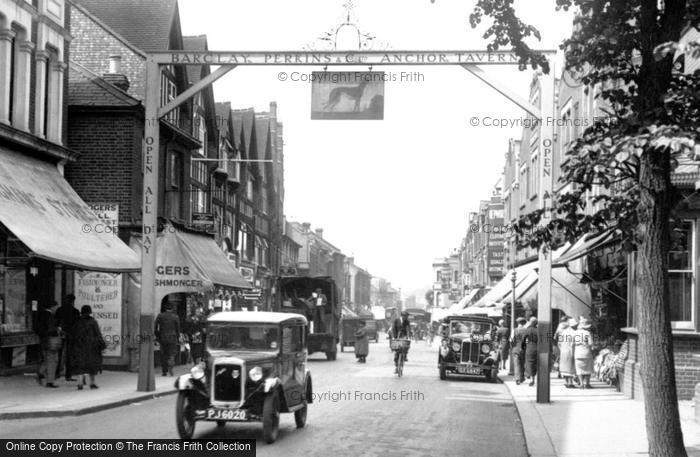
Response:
[43,46,59,138]
[668,220,694,328]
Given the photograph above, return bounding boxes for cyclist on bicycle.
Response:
[390,311,412,373]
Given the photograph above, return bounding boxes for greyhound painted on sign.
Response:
[323,80,369,112]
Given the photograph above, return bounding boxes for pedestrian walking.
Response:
[511,317,527,384]
[185,307,206,365]
[574,317,594,389]
[36,302,62,388]
[559,318,577,387]
[495,319,510,369]
[523,317,538,386]
[354,320,369,363]
[55,294,80,382]
[553,316,569,378]
[70,305,106,390]
[155,302,180,376]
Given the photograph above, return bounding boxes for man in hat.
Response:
[510,317,527,384]
[55,294,80,381]
[155,302,181,376]
[308,288,327,333]
[36,301,62,388]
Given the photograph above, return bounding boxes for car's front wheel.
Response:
[175,392,196,439]
[294,402,307,428]
[262,391,280,444]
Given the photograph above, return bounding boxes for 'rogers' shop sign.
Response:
[154,265,205,289]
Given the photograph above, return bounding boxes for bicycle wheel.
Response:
[397,351,404,377]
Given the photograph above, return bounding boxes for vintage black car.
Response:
[174,312,313,443]
[437,315,499,382]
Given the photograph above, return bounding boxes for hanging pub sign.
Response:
[311,72,384,120]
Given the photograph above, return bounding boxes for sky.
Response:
[177,0,574,298]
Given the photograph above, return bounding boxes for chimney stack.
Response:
[109,55,122,74]
[315,228,324,238]
[103,55,130,92]
[301,222,311,233]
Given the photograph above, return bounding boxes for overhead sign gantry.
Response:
[139,49,556,404]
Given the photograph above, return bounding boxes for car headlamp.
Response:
[249,366,263,382]
[190,364,205,380]
[481,344,491,354]
[452,342,461,352]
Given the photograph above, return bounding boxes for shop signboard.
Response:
[88,203,119,235]
[239,267,255,284]
[311,72,385,120]
[242,288,262,301]
[75,271,122,357]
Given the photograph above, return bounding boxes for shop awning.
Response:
[468,243,573,310]
[554,230,616,266]
[456,288,482,309]
[0,147,139,272]
[176,229,252,290]
[130,225,251,303]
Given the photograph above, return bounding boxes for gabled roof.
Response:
[255,116,270,160]
[74,0,179,52]
[68,61,141,108]
[232,108,256,159]
[183,35,208,85]
[215,102,231,136]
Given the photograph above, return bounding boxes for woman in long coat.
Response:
[573,317,594,389]
[70,305,106,389]
[495,320,510,369]
[558,318,577,387]
[522,317,539,386]
[354,320,369,363]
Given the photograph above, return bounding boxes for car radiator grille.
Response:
[213,363,242,402]
[461,341,480,364]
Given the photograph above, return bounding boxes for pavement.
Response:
[501,370,700,457]
[0,366,189,419]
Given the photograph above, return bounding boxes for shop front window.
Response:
[0,267,27,334]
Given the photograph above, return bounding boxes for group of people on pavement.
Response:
[554,316,595,389]
[36,294,106,389]
[495,314,595,389]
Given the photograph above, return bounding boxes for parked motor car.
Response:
[437,315,499,382]
[174,311,313,443]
